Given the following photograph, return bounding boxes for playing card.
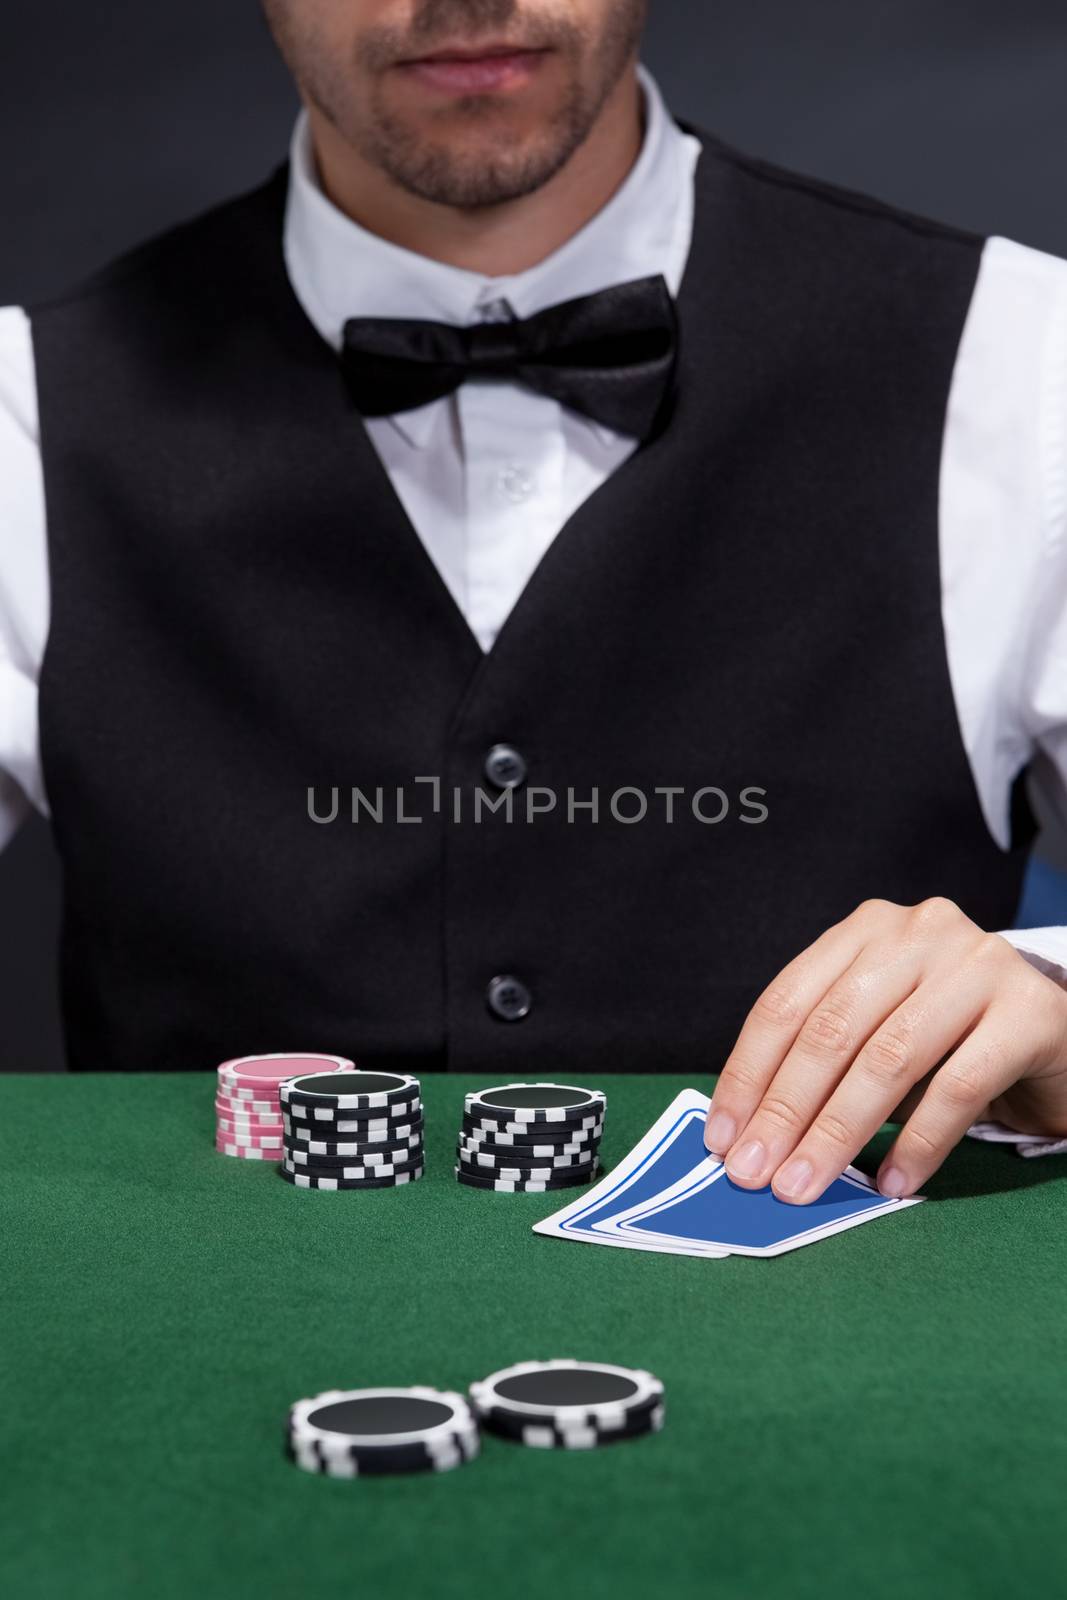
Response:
[534,1089,922,1258]
[611,1160,919,1257]
[533,1089,730,1255]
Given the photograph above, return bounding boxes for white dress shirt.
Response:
[2,61,1067,1131]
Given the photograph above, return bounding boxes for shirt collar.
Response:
[283,60,701,449]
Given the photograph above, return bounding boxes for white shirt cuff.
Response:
[964,927,1067,1156]
[997,925,1067,985]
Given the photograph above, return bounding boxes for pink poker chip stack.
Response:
[215,1052,353,1159]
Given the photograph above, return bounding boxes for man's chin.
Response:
[370,112,572,208]
[386,154,557,210]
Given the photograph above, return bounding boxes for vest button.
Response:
[486,974,532,1022]
[484,744,527,789]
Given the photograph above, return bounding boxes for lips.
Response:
[406,39,543,63]
[397,42,551,94]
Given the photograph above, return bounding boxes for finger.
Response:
[705,904,897,1154]
[720,945,928,1188]
[876,1010,1045,1197]
[886,1065,939,1125]
[764,973,990,1203]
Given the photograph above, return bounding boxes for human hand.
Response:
[704,898,1067,1202]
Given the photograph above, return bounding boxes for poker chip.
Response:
[286,1139,422,1166]
[284,1130,423,1158]
[213,1053,352,1156]
[213,1058,429,1183]
[216,1097,286,1118]
[457,1138,595,1169]
[281,1071,420,1113]
[215,1093,284,1118]
[216,1129,286,1149]
[469,1361,665,1449]
[275,1075,425,1177]
[215,1101,286,1122]
[456,1156,598,1184]
[464,1084,607,1127]
[216,1115,286,1138]
[460,1126,604,1152]
[282,1150,422,1179]
[457,1145,595,1170]
[286,1432,477,1476]
[462,1112,604,1139]
[214,1109,286,1132]
[287,1388,479,1476]
[217,1126,286,1144]
[217,1052,353,1094]
[283,1112,424,1142]
[220,1081,300,1104]
[458,1116,602,1147]
[454,1164,597,1194]
[216,1139,284,1159]
[271,1070,426,1186]
[282,1097,422,1130]
[482,1401,666,1451]
[455,1083,606,1191]
[280,1163,424,1191]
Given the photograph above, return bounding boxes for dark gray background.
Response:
[2,0,1065,1070]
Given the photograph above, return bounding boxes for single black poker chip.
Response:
[456,1151,596,1182]
[456,1142,594,1172]
[282,1150,424,1178]
[469,1361,665,1448]
[282,1098,422,1130]
[457,1141,595,1164]
[281,1070,420,1111]
[459,1112,604,1143]
[286,1434,478,1476]
[461,1119,604,1144]
[280,1162,424,1190]
[457,1140,601,1166]
[287,1388,479,1476]
[463,1084,607,1126]
[459,1109,602,1137]
[483,1400,665,1450]
[283,1145,425,1171]
[284,1111,424,1142]
[454,1164,597,1193]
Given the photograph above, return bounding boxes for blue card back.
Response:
[624,1167,893,1251]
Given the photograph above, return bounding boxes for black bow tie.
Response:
[340,274,679,442]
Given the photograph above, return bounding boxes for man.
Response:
[2,1,1066,1206]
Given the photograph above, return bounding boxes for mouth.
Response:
[395,41,554,95]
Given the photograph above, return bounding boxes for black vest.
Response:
[29,117,1031,1073]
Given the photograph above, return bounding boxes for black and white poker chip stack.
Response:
[279,1071,425,1189]
[456,1083,607,1192]
[287,1387,480,1477]
[469,1360,665,1450]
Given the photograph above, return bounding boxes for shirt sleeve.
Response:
[957,237,1067,1156]
[0,304,50,849]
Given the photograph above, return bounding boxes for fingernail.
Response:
[775,1158,813,1200]
[879,1166,910,1198]
[726,1139,765,1181]
[705,1110,736,1152]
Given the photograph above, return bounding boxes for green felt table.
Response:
[2,1072,1066,1600]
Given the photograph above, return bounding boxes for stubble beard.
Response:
[280,0,648,210]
